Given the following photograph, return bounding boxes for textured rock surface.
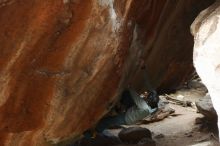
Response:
[118,127,152,144]
[196,95,217,122]
[128,0,215,92]
[0,0,214,145]
[191,0,220,139]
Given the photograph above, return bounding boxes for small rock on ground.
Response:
[118,127,152,144]
[71,134,121,146]
[196,95,217,122]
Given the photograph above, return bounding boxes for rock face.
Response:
[196,95,217,122]
[130,0,214,92]
[118,127,152,144]
[0,0,214,145]
[191,0,220,139]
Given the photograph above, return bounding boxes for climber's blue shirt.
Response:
[125,89,157,124]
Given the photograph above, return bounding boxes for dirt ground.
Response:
[142,82,219,146]
[147,104,219,146]
[107,81,220,146]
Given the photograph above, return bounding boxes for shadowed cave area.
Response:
[0,0,220,146]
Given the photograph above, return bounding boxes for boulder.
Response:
[196,95,217,122]
[71,134,122,146]
[118,127,152,144]
[191,0,220,138]
[72,130,156,146]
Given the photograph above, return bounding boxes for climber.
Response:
[83,88,159,138]
[83,58,159,138]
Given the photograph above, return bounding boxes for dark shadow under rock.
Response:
[71,134,122,146]
[114,142,156,146]
[138,137,156,146]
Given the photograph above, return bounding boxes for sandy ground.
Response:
[107,81,220,146]
[143,83,219,146]
[147,104,219,146]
